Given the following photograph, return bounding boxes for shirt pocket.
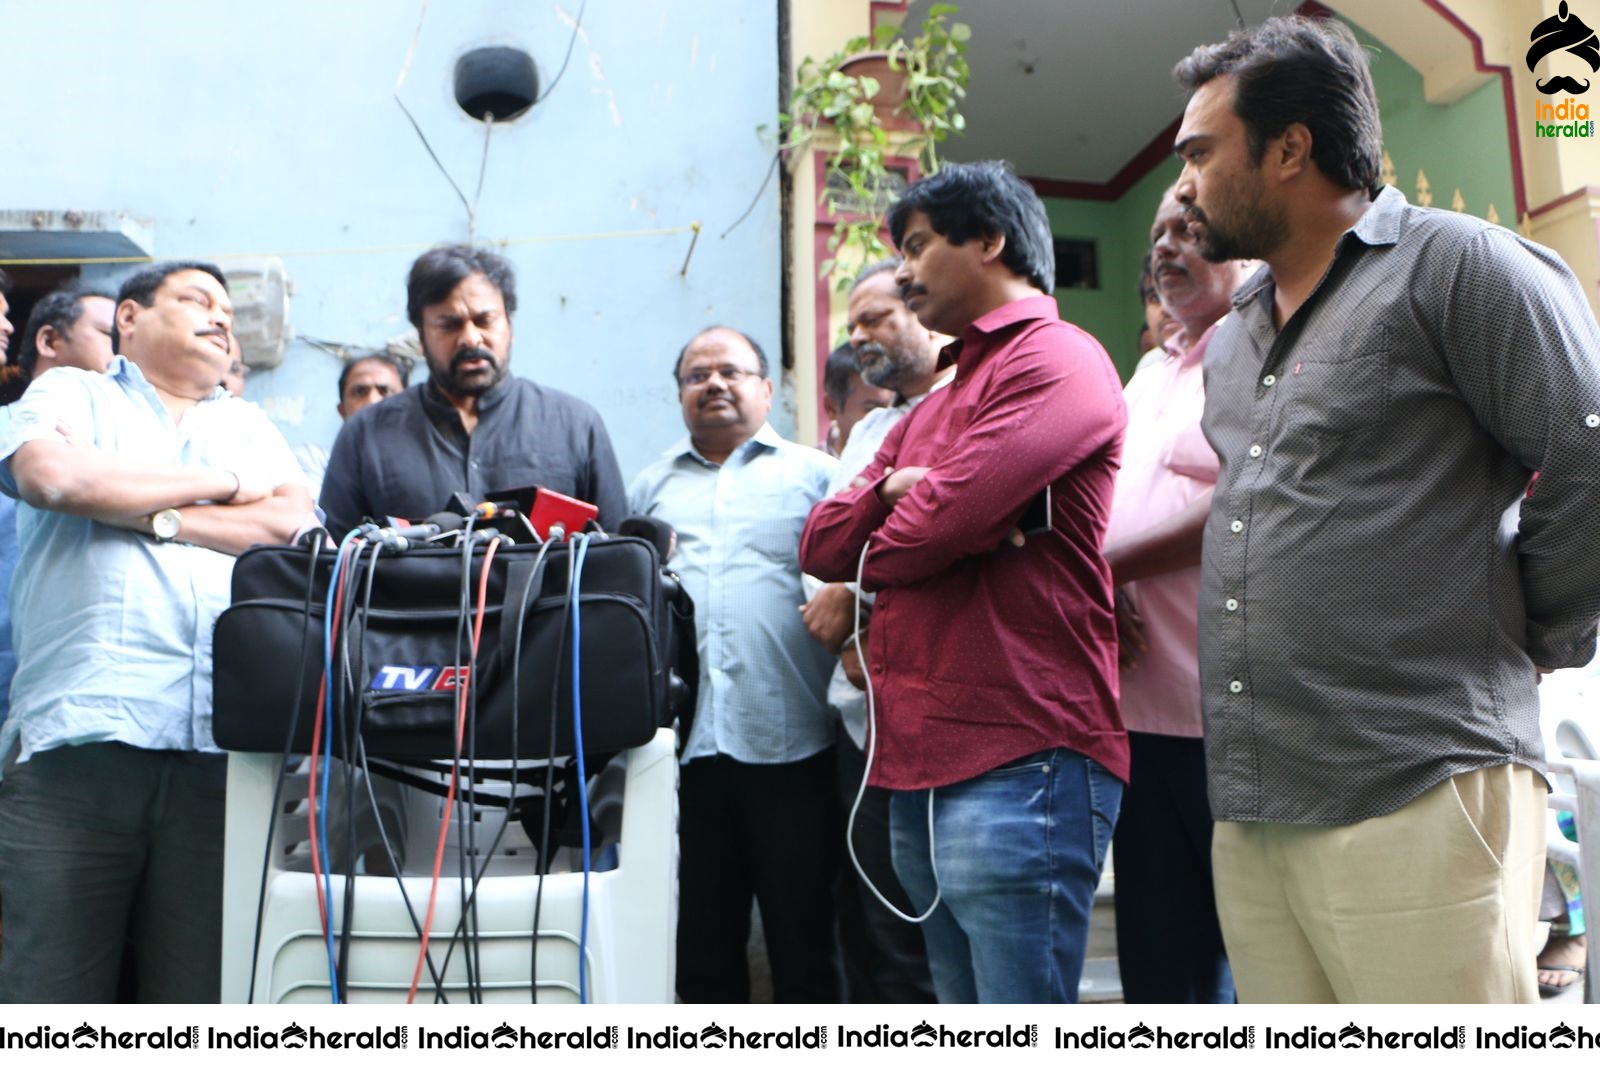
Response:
[737,489,808,564]
[1284,329,1393,438]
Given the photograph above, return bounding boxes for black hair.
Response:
[672,325,770,383]
[336,351,411,402]
[850,257,902,294]
[1138,250,1159,305]
[406,244,517,329]
[112,260,229,353]
[0,268,10,293]
[886,160,1056,293]
[823,342,861,408]
[17,286,115,379]
[1173,15,1383,194]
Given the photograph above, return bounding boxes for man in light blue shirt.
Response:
[629,325,839,1002]
[0,261,311,1003]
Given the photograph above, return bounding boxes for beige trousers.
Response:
[1212,763,1546,1004]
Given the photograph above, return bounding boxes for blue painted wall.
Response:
[1,0,784,483]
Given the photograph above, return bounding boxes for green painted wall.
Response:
[1041,18,1515,383]
[1351,19,1517,228]
[1044,156,1181,381]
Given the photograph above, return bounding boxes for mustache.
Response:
[194,326,229,338]
[855,342,888,361]
[1537,75,1592,94]
[899,283,928,304]
[451,345,495,371]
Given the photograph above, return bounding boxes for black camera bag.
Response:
[212,537,692,760]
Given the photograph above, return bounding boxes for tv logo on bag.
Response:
[369,665,471,691]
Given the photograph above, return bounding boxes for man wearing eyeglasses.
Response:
[629,325,840,1003]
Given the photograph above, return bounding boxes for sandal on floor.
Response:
[1538,964,1585,998]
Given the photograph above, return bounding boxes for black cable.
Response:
[535,0,588,103]
[246,535,323,1005]
[334,540,382,999]
[530,539,576,1001]
[463,535,485,1003]
[720,151,780,239]
[448,523,478,1002]
[330,536,372,999]
[430,539,553,997]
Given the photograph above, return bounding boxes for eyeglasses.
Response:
[679,365,762,388]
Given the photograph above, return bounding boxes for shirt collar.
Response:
[1231,186,1400,310]
[108,355,229,409]
[667,421,783,466]
[421,370,513,421]
[938,294,1061,374]
[1164,320,1223,369]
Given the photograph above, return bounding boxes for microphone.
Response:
[374,521,444,552]
[618,515,676,562]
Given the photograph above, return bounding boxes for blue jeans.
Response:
[889,748,1122,1003]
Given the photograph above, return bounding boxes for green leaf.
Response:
[950,23,972,43]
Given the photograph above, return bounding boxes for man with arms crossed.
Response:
[0,261,311,1002]
[801,161,1128,1003]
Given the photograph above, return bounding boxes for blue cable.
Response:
[320,528,362,1003]
[569,534,592,1004]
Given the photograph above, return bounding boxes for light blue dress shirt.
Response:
[629,422,838,765]
[0,358,304,767]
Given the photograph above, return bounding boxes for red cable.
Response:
[308,541,357,948]
[407,538,500,1002]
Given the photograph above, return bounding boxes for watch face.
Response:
[153,509,181,541]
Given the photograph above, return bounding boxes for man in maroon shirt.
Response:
[800,161,1128,1003]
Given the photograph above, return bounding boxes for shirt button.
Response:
[1586,414,1599,428]
[1225,598,1239,612]
[1262,374,1276,387]
[1247,444,1263,458]
[1228,679,1244,694]
[1230,519,1244,533]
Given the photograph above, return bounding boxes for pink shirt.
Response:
[1104,324,1221,737]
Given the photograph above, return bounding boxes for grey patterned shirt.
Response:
[1199,186,1600,825]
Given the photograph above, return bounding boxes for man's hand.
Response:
[800,583,858,654]
[1115,587,1148,670]
[225,470,274,505]
[877,465,931,508]
[841,638,868,691]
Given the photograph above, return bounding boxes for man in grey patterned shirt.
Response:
[1173,16,1600,1003]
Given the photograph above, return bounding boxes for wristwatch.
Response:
[150,508,182,543]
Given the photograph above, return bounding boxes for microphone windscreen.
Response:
[425,511,466,533]
[618,515,675,561]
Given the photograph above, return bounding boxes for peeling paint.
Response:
[558,2,623,126]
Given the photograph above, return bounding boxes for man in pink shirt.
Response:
[1102,188,1254,1003]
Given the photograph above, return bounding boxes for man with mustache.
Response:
[801,162,1128,1003]
[1173,16,1600,1002]
[0,261,311,1001]
[803,259,948,1003]
[630,326,839,1002]
[318,244,626,536]
[1102,188,1252,1004]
